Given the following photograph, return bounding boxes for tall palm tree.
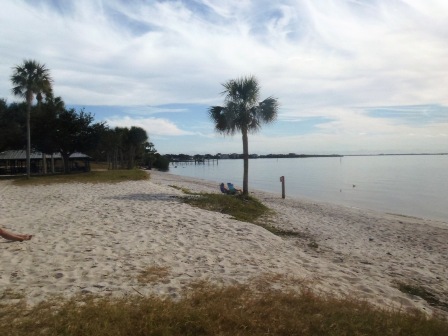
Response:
[208,75,279,195]
[11,60,53,178]
[125,126,148,169]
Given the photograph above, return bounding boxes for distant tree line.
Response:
[2,59,168,174]
[0,97,168,172]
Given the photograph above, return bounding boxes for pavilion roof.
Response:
[0,150,90,160]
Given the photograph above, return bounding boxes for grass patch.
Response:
[12,169,149,185]
[257,218,308,237]
[0,289,25,300]
[182,193,269,223]
[396,281,448,311]
[256,222,304,237]
[137,266,171,284]
[168,184,196,195]
[181,191,306,237]
[1,279,447,336]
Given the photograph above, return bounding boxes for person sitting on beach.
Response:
[227,182,242,194]
[220,183,230,194]
[0,228,33,242]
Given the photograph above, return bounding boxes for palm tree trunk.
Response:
[26,94,32,179]
[42,152,47,174]
[242,128,249,195]
[51,154,55,173]
[61,152,70,173]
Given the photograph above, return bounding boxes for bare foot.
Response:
[0,229,33,242]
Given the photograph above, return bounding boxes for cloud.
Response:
[2,0,444,107]
[105,116,194,137]
[1,0,447,154]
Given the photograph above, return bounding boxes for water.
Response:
[169,155,448,223]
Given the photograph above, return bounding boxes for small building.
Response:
[0,150,91,175]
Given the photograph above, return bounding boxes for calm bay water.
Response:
[168,155,448,223]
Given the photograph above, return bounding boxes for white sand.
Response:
[1,170,447,318]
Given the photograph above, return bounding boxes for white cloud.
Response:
[105,116,194,137]
[2,0,448,107]
[121,106,189,115]
[1,0,447,153]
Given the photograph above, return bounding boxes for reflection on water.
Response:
[169,155,448,223]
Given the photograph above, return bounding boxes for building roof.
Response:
[0,150,90,160]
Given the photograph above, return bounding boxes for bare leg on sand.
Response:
[0,228,33,242]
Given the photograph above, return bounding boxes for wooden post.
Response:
[280,176,285,199]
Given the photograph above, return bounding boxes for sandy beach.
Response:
[1,170,447,318]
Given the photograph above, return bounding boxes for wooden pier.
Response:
[170,158,219,166]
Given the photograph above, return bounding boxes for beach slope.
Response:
[1,171,446,318]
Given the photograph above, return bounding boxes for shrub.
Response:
[153,154,170,171]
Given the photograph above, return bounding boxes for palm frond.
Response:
[258,96,279,123]
[210,75,278,135]
[208,106,231,134]
[10,59,53,102]
[222,75,259,107]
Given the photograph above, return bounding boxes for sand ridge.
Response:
[1,171,447,318]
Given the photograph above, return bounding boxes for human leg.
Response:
[0,228,33,242]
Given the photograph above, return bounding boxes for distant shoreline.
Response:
[170,153,448,162]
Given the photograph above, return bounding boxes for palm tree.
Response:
[125,126,148,169]
[208,75,279,195]
[11,60,53,178]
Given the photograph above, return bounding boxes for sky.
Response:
[1,0,447,155]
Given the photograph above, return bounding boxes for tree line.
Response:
[3,59,168,175]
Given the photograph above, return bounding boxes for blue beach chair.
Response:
[227,183,242,194]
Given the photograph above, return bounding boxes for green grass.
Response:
[11,169,149,185]
[182,192,270,223]
[169,184,195,195]
[172,186,306,237]
[1,279,447,336]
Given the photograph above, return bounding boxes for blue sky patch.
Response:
[365,105,448,126]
